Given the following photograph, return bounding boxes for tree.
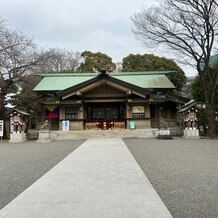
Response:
[191,76,205,104]
[36,49,83,72]
[132,0,218,138]
[122,53,186,90]
[13,75,42,114]
[191,63,218,136]
[0,19,53,120]
[78,51,115,72]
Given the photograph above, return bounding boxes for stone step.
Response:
[50,129,159,141]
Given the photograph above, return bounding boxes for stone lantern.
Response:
[9,108,30,143]
[179,100,199,138]
[183,108,197,129]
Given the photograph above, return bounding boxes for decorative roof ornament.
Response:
[99,63,116,75]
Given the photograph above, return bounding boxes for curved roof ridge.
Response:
[111,71,174,76]
[35,70,174,77]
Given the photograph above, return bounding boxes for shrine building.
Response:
[33,71,187,131]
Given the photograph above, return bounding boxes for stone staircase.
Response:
[50,129,159,141]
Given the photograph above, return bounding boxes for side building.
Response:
[33,71,188,131]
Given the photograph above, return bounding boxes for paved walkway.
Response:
[0,139,172,218]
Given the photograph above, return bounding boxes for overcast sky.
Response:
[0,0,196,76]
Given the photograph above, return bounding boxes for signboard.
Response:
[132,106,145,113]
[62,120,70,131]
[0,120,4,137]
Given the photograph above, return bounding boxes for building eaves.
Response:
[179,100,196,112]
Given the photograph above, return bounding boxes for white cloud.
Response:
[0,0,197,76]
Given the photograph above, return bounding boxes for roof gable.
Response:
[83,83,126,97]
[58,74,150,99]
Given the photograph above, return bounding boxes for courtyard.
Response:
[0,138,217,217]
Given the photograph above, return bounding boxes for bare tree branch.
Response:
[0,18,56,119]
[132,0,218,137]
[35,48,82,73]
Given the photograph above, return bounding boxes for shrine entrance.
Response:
[85,103,126,130]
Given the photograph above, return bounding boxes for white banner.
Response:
[62,120,70,131]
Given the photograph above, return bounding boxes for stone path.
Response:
[0,139,172,218]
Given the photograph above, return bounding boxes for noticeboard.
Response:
[0,120,4,137]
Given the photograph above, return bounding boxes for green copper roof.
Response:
[33,71,175,91]
[33,74,96,91]
[111,74,175,89]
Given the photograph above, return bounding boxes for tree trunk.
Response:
[206,103,216,138]
[0,91,5,120]
[0,90,7,139]
[198,64,217,138]
[204,86,217,138]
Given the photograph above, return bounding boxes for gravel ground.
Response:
[124,138,218,218]
[0,140,84,210]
